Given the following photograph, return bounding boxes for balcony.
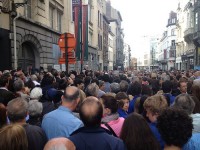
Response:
[170,46,176,50]
[184,27,194,43]
[193,31,200,46]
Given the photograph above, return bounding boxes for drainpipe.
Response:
[13,13,20,69]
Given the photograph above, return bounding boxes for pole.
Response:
[65,33,68,73]
[13,4,20,70]
[80,0,83,72]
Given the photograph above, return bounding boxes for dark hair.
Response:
[119,80,129,92]
[0,74,9,87]
[79,97,103,127]
[190,95,200,114]
[25,79,35,91]
[58,79,67,90]
[116,92,129,108]
[91,79,99,86]
[74,78,84,87]
[41,73,54,87]
[102,74,110,82]
[162,80,172,93]
[192,85,200,101]
[63,87,80,102]
[101,95,118,113]
[127,81,141,96]
[0,103,7,128]
[120,113,161,150]
[157,108,193,148]
[141,84,152,96]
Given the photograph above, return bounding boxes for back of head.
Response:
[30,87,43,100]
[119,80,129,92]
[79,96,103,127]
[144,94,168,115]
[101,95,118,114]
[44,138,75,150]
[63,86,80,102]
[120,113,160,150]
[7,98,28,123]
[0,124,28,150]
[173,94,195,115]
[157,108,193,148]
[0,74,9,87]
[13,79,24,92]
[110,82,120,94]
[162,80,172,93]
[85,83,99,97]
[127,81,141,96]
[28,100,43,117]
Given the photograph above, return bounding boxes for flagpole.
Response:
[80,0,83,72]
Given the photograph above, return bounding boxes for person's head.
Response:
[62,86,80,111]
[178,81,187,94]
[192,84,200,100]
[115,92,129,112]
[0,74,10,88]
[110,82,120,94]
[190,95,200,114]
[141,84,152,96]
[119,80,129,92]
[162,80,173,93]
[157,108,193,148]
[28,100,43,117]
[44,137,75,150]
[127,81,141,96]
[100,95,118,116]
[58,79,67,91]
[74,78,84,90]
[31,74,38,81]
[0,124,28,150]
[7,98,28,123]
[79,96,103,127]
[41,73,55,87]
[120,113,161,150]
[173,94,195,115]
[99,80,105,91]
[30,87,43,100]
[13,79,24,92]
[144,94,168,123]
[85,83,99,97]
[0,103,7,128]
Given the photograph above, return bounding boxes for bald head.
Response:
[44,138,75,150]
[63,86,80,102]
[79,96,103,127]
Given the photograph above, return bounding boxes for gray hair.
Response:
[28,100,43,117]
[120,80,129,92]
[31,74,38,81]
[86,83,99,97]
[30,87,42,100]
[110,82,120,94]
[7,98,28,122]
[13,79,24,92]
[173,94,195,115]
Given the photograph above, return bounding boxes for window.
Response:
[172,18,176,24]
[171,29,175,36]
[26,0,31,18]
[195,12,198,31]
[88,0,92,22]
[49,6,54,28]
[57,11,62,32]
[171,40,175,46]
[98,11,100,27]
[89,32,93,45]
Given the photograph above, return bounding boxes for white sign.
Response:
[61,64,66,71]
[53,65,61,72]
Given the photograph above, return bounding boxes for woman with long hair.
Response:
[120,113,161,150]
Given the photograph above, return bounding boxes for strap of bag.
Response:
[104,123,117,137]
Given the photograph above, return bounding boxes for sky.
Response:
[111,0,179,58]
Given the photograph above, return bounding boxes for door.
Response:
[18,42,35,72]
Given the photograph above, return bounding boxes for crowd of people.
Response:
[0,67,200,150]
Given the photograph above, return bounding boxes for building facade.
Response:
[0,0,74,71]
[124,43,131,70]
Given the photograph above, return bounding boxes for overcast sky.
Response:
[111,0,179,57]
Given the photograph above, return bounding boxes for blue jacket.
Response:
[149,122,165,150]
[69,127,126,150]
[128,95,140,114]
[183,133,200,150]
[118,108,128,118]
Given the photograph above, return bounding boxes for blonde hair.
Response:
[0,124,28,150]
[144,94,168,115]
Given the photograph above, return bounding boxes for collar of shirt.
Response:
[58,106,72,114]
[0,87,8,91]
